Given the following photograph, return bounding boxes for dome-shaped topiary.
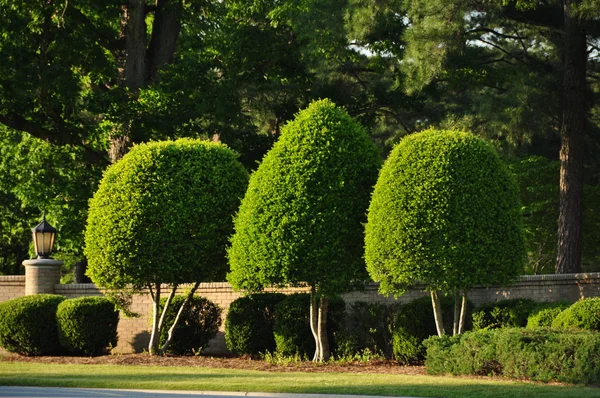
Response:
[0,294,65,356]
[365,129,525,295]
[227,99,381,295]
[85,139,249,289]
[56,296,119,356]
[552,298,600,330]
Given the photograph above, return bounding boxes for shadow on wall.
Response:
[131,331,150,353]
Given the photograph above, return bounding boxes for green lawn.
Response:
[1,360,599,398]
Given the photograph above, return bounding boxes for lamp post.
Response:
[23,214,63,295]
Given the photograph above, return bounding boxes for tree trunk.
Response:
[556,4,587,274]
[430,290,445,337]
[160,282,200,354]
[309,287,321,362]
[453,290,460,336]
[458,292,468,335]
[146,0,182,84]
[124,0,147,92]
[317,297,330,362]
[148,282,161,354]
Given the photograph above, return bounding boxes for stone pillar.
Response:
[23,259,64,295]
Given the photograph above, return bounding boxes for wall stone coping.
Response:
[517,272,600,281]
[0,275,25,282]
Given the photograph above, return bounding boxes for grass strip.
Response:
[1,361,600,398]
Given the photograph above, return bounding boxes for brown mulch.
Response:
[1,353,427,375]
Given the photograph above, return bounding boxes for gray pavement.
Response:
[0,387,421,398]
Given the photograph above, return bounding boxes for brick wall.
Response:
[2,273,600,355]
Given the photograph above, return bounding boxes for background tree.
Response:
[365,129,526,336]
[84,139,248,355]
[227,99,381,361]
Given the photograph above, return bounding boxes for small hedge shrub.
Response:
[425,328,600,384]
[273,294,345,358]
[158,295,222,355]
[0,294,65,355]
[225,293,286,357]
[526,302,570,328]
[472,298,537,330]
[552,297,600,330]
[337,301,398,359]
[392,295,472,363]
[56,296,119,356]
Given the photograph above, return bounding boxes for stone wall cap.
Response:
[23,259,64,267]
[0,275,25,282]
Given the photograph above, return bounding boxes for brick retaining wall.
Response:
[2,273,600,355]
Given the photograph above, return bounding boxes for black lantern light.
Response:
[32,213,57,259]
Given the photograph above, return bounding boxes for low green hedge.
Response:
[472,298,537,330]
[0,294,65,355]
[225,293,286,357]
[425,328,600,384]
[158,295,222,355]
[56,296,119,356]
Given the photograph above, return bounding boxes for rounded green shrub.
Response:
[365,129,525,296]
[526,302,570,329]
[552,298,600,330]
[158,295,222,355]
[228,99,381,296]
[56,296,119,356]
[85,139,249,290]
[0,294,65,355]
[472,298,538,330]
[225,293,286,357]
[273,294,345,358]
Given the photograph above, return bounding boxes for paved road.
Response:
[0,387,420,398]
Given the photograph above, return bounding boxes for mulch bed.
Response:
[1,353,427,375]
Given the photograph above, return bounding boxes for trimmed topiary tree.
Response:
[56,296,119,356]
[0,294,65,356]
[365,129,525,336]
[85,139,248,354]
[228,99,381,361]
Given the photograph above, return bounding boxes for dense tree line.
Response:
[1,0,598,276]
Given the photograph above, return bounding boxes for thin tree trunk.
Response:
[146,0,182,84]
[458,292,468,335]
[309,286,321,362]
[556,2,587,274]
[160,282,201,354]
[156,284,178,341]
[148,282,161,354]
[453,290,460,336]
[317,297,330,362]
[430,290,445,337]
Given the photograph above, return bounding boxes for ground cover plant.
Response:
[85,139,248,355]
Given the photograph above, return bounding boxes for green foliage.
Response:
[228,99,381,296]
[158,295,222,355]
[365,129,525,296]
[392,295,472,363]
[273,294,345,357]
[225,293,286,357]
[85,139,249,290]
[336,301,398,359]
[426,328,600,384]
[0,294,65,356]
[56,296,119,356]
[526,302,570,328]
[472,299,538,330]
[552,298,600,330]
